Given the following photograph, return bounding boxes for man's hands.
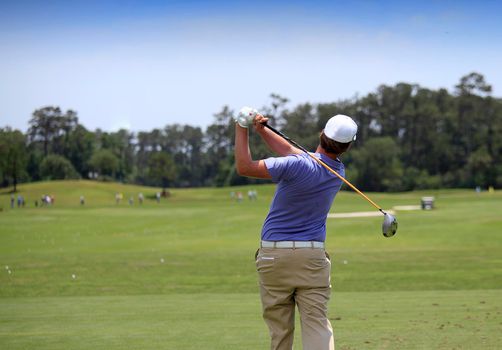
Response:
[235,106,269,130]
[234,105,298,159]
[235,106,258,128]
[252,113,269,131]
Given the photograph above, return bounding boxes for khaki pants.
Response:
[256,247,334,350]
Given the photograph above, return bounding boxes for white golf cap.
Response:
[324,114,358,143]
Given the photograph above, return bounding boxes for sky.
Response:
[1,0,501,132]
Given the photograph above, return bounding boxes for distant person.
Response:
[17,195,22,208]
[138,193,144,204]
[230,191,235,200]
[10,195,14,209]
[155,192,161,203]
[248,189,257,201]
[80,195,85,205]
[129,196,134,205]
[236,191,243,202]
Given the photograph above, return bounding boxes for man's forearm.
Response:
[235,125,252,173]
[257,126,301,156]
[234,124,271,179]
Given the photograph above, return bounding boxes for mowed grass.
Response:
[0,180,501,349]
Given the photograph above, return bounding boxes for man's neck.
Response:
[315,146,340,160]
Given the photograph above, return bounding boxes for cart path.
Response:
[328,205,421,218]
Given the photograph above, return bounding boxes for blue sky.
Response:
[1,0,501,132]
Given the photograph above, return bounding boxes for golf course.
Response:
[0,180,501,349]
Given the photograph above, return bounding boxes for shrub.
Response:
[39,155,79,180]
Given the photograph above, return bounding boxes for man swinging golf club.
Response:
[234,107,358,350]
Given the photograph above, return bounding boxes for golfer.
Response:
[234,107,357,350]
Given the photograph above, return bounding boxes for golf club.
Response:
[261,121,398,237]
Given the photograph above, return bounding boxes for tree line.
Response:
[1,72,501,192]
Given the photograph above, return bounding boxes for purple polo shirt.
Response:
[262,152,344,242]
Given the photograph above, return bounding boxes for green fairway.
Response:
[1,181,501,349]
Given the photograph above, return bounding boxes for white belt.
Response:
[261,240,324,249]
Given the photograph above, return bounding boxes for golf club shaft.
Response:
[262,123,385,213]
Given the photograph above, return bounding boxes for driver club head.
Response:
[382,212,398,237]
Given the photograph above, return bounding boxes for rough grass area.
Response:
[1,181,501,349]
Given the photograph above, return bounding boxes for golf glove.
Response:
[235,106,258,128]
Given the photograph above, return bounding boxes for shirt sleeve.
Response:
[264,154,303,183]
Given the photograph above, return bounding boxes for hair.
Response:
[319,132,352,156]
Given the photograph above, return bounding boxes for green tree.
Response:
[28,107,78,156]
[465,147,493,187]
[4,72,502,191]
[350,137,403,192]
[39,154,79,180]
[282,103,318,150]
[66,124,95,177]
[94,129,135,181]
[147,152,177,188]
[452,73,497,187]
[135,130,154,184]
[455,72,492,96]
[163,125,204,187]
[89,149,120,178]
[0,128,28,191]
[204,106,235,186]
